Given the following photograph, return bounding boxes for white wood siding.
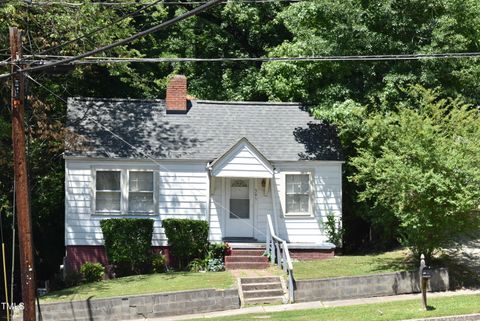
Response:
[65,160,208,246]
[208,177,225,242]
[211,144,273,178]
[273,162,343,243]
[66,159,342,246]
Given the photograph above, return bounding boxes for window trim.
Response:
[280,171,314,217]
[93,170,122,214]
[91,166,158,216]
[127,169,157,215]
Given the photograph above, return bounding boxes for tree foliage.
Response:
[162,219,209,270]
[350,86,480,259]
[266,0,480,250]
[100,218,154,276]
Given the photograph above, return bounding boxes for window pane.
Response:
[129,192,154,212]
[230,199,249,219]
[285,174,310,213]
[286,194,298,213]
[286,180,295,193]
[96,191,121,211]
[129,172,154,192]
[300,175,309,193]
[299,195,309,212]
[231,179,249,199]
[231,179,248,188]
[96,171,120,191]
[286,175,309,194]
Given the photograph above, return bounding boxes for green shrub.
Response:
[152,252,167,273]
[208,242,229,261]
[162,219,209,269]
[80,262,104,283]
[100,218,154,276]
[188,258,209,272]
[324,213,344,248]
[63,271,83,288]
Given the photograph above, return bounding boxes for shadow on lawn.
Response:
[436,251,480,289]
[45,281,112,300]
[45,271,211,301]
[363,243,480,290]
[369,253,415,274]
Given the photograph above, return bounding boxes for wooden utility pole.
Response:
[10,27,36,321]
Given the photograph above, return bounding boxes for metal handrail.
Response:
[266,214,295,303]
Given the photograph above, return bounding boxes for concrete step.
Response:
[230,249,265,256]
[240,277,281,284]
[225,262,270,270]
[242,282,283,291]
[225,255,268,263]
[244,296,284,305]
[243,289,284,299]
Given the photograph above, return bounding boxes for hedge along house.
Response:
[64,75,344,272]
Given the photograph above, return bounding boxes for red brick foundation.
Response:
[65,245,171,273]
[289,248,335,260]
[65,246,335,273]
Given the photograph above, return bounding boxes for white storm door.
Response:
[226,178,254,238]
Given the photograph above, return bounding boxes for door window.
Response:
[230,179,249,219]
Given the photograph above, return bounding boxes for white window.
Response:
[93,169,156,215]
[128,171,154,213]
[95,171,121,213]
[285,174,310,215]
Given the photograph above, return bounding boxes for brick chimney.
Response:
[166,75,188,113]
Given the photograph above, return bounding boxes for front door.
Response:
[226,178,254,238]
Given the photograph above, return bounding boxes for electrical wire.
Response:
[33,0,164,57]
[20,51,480,65]
[0,0,224,80]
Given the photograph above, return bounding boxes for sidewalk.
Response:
[133,289,480,321]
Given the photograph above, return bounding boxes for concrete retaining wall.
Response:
[295,268,449,303]
[14,288,240,321]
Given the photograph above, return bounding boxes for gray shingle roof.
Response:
[66,98,343,161]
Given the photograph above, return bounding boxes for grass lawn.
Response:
[294,249,412,280]
[193,294,480,321]
[41,271,233,302]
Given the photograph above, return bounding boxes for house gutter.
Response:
[206,162,212,241]
[271,170,280,235]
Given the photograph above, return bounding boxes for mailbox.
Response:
[421,267,432,279]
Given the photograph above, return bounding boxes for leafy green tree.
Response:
[260,0,480,105]
[350,86,480,259]
[262,0,480,250]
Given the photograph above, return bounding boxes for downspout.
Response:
[206,162,212,241]
[271,170,280,235]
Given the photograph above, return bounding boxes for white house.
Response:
[64,75,344,272]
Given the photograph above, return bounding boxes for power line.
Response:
[19,51,480,65]
[34,0,164,56]
[0,0,224,80]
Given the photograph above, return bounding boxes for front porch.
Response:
[224,237,336,261]
[223,240,335,270]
